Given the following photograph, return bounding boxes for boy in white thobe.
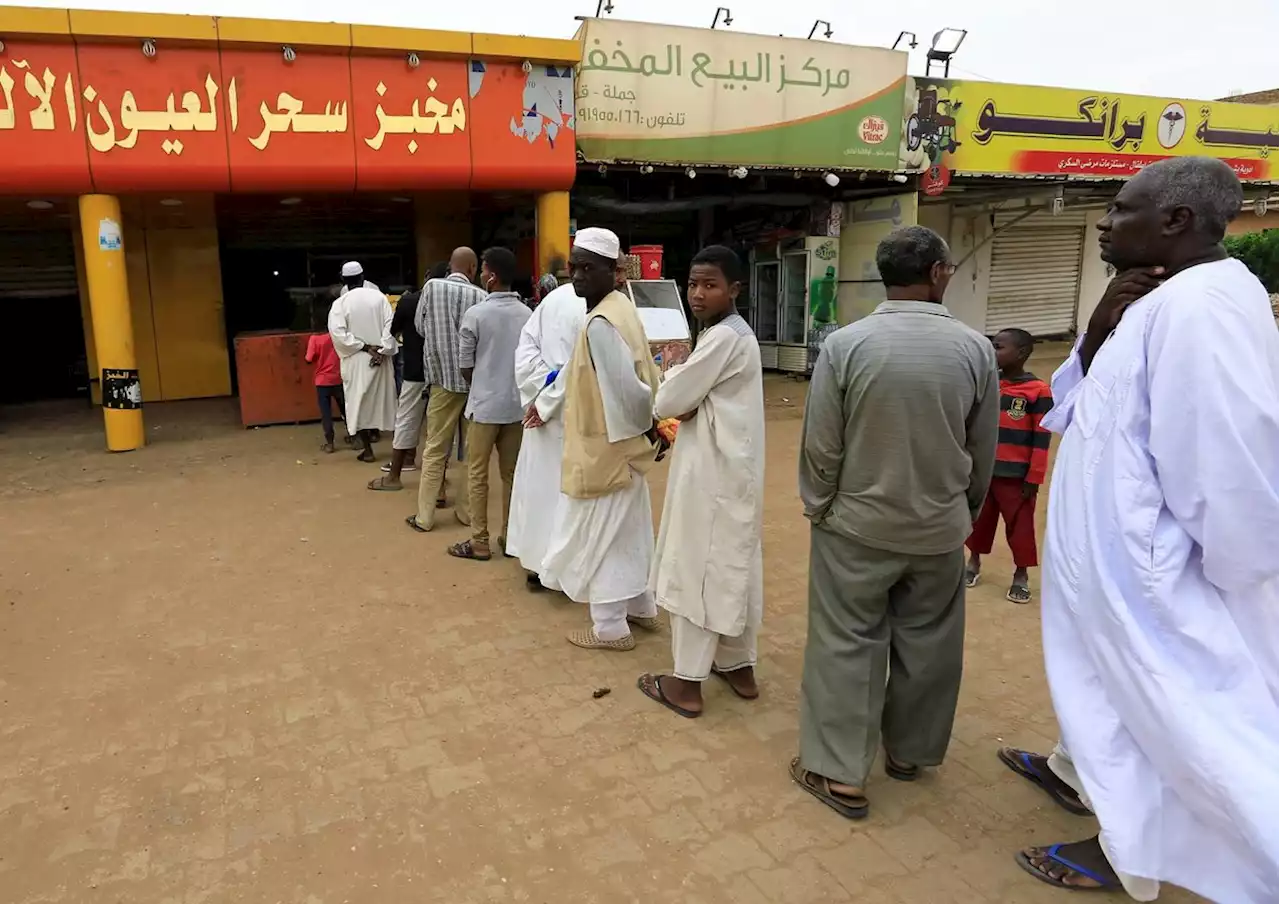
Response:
[638,246,765,718]
[328,261,398,462]
[507,284,588,589]
[1012,158,1278,904]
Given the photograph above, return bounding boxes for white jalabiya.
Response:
[540,318,658,639]
[650,314,765,640]
[328,285,399,432]
[1040,258,1278,904]
[339,279,379,295]
[506,285,587,571]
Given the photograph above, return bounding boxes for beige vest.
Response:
[561,290,663,499]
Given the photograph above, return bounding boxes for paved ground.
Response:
[0,352,1202,904]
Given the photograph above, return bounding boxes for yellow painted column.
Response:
[535,191,571,280]
[78,195,145,452]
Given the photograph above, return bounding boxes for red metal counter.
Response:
[233,330,321,428]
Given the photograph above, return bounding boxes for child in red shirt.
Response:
[305,320,348,453]
[965,328,1053,603]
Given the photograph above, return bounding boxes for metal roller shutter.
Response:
[0,226,77,299]
[985,222,1085,337]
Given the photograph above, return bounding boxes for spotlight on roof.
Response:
[808,20,833,40]
[925,28,967,77]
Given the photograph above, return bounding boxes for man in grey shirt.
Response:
[790,225,998,820]
[448,247,533,562]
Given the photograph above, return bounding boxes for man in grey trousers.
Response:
[790,224,999,819]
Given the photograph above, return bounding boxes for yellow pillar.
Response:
[536,191,571,280]
[78,195,145,452]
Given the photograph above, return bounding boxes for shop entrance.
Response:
[215,195,417,391]
[0,207,87,406]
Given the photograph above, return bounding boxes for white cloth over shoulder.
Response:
[539,317,656,604]
[1041,258,1279,904]
[505,285,586,571]
[650,314,765,636]
[328,285,398,432]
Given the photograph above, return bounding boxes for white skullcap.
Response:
[341,261,363,278]
[572,227,620,261]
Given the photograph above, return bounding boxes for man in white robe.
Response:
[539,228,662,651]
[1011,157,1278,903]
[637,245,765,718]
[328,261,398,462]
[506,284,592,588]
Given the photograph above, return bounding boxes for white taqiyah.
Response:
[341,261,363,278]
[572,227,621,261]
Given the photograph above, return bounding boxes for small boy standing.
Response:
[305,308,348,453]
[638,245,765,719]
[965,328,1052,603]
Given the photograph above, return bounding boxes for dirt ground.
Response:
[0,349,1203,904]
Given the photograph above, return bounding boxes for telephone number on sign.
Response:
[578,107,645,125]
[578,106,688,129]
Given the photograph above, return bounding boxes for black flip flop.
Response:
[884,756,919,782]
[789,757,868,820]
[1015,839,1120,891]
[997,747,1092,816]
[637,674,700,719]
[404,515,430,534]
[709,666,759,700]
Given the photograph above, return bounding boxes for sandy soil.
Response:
[0,351,1203,903]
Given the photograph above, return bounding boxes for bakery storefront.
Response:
[0,7,578,448]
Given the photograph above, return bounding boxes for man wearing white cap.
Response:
[508,258,628,590]
[540,227,664,651]
[327,261,398,462]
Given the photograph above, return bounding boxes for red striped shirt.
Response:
[994,373,1053,484]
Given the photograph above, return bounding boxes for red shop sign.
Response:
[350,53,471,192]
[0,40,92,194]
[469,60,575,192]
[219,48,357,192]
[76,43,231,193]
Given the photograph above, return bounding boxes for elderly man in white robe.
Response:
[1003,157,1279,904]
[508,269,635,590]
[328,261,398,462]
[637,245,765,718]
[539,228,664,651]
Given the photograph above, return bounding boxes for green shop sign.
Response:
[574,19,908,171]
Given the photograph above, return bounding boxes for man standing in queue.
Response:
[406,247,485,533]
[539,228,664,651]
[790,225,998,818]
[328,261,399,463]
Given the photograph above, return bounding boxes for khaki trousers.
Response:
[416,388,470,528]
[466,419,522,546]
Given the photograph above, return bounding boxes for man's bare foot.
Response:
[711,665,759,699]
[321,442,335,453]
[660,676,703,714]
[1017,837,1119,889]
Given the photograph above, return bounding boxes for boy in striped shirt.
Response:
[965,328,1053,603]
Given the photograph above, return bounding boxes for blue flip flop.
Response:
[997,747,1092,816]
[1015,840,1121,891]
